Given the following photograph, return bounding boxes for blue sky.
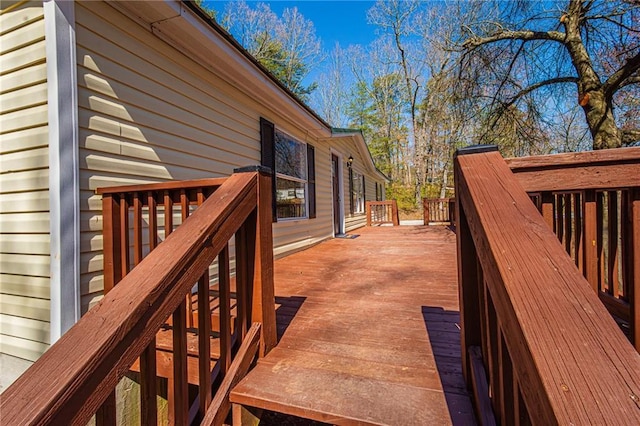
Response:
[207,1,378,49]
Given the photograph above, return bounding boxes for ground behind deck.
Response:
[231,226,476,425]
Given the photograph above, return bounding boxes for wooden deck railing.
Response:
[506,147,640,350]
[366,200,399,226]
[423,197,455,226]
[455,146,640,424]
[0,168,277,425]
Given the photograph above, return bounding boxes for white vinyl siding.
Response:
[74,1,334,299]
[0,1,50,362]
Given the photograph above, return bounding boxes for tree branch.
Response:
[603,51,640,97]
[622,129,640,146]
[621,75,640,88]
[462,29,566,50]
[501,77,579,108]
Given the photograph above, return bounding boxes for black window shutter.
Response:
[348,167,354,215]
[307,144,316,219]
[260,118,277,222]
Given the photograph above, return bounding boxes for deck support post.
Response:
[232,404,262,426]
[234,166,277,357]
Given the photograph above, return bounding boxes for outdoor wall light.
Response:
[347,155,354,168]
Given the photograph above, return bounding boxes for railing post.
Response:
[423,198,429,226]
[392,200,399,226]
[366,201,372,226]
[234,166,277,357]
[451,198,456,227]
[101,193,122,294]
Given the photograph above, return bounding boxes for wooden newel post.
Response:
[423,198,429,226]
[234,166,277,357]
[366,201,372,226]
[392,200,399,226]
[101,193,123,294]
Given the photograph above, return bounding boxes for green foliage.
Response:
[385,183,415,213]
[194,0,216,19]
[221,2,321,101]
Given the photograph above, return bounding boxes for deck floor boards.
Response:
[230,226,475,425]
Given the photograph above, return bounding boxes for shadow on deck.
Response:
[231,226,476,425]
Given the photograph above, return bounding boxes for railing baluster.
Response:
[164,190,173,238]
[219,245,232,377]
[597,191,605,293]
[102,194,122,294]
[564,194,572,255]
[541,192,554,231]
[556,194,565,244]
[181,189,194,329]
[120,193,130,276]
[96,391,116,426]
[499,330,514,425]
[486,288,500,421]
[133,193,143,266]
[583,190,599,293]
[574,193,583,271]
[142,191,159,425]
[608,191,620,298]
[172,301,189,426]
[140,339,157,425]
[235,213,256,341]
[197,269,212,418]
[628,188,640,351]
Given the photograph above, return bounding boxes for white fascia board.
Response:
[44,0,81,341]
[114,0,331,140]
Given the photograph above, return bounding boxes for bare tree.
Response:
[222,1,322,100]
[458,0,640,149]
[368,0,426,202]
[311,44,351,128]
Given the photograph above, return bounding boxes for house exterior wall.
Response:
[0,0,387,368]
[330,137,383,232]
[75,2,386,308]
[0,1,51,361]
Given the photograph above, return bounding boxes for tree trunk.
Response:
[439,164,449,199]
[580,89,622,149]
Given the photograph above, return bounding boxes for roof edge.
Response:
[182,1,332,131]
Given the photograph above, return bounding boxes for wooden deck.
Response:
[230,226,476,425]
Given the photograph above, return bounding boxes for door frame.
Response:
[330,149,345,236]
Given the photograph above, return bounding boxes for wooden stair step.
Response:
[130,328,222,385]
[230,361,457,425]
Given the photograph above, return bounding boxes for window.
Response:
[260,118,316,221]
[275,130,308,219]
[350,171,365,214]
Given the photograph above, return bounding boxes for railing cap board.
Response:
[234,165,273,175]
[456,150,640,424]
[455,144,499,157]
[505,147,640,192]
[96,177,228,195]
[506,146,640,170]
[1,172,260,425]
